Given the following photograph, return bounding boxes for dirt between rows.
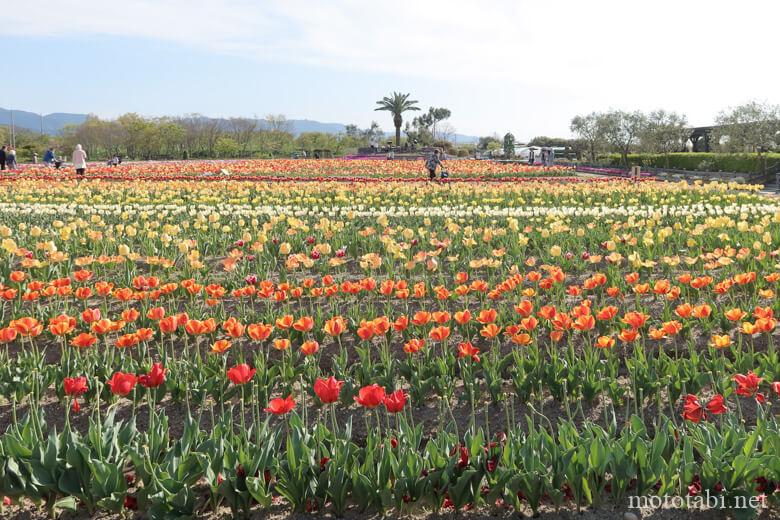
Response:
[3,499,779,519]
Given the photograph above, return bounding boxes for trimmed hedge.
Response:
[604,153,780,173]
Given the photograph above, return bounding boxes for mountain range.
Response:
[0,108,478,144]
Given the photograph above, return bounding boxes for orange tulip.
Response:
[323,316,347,337]
[429,326,451,342]
[301,340,319,356]
[0,327,18,343]
[248,323,273,341]
[692,304,712,319]
[675,303,693,319]
[511,333,532,346]
[596,306,618,321]
[121,308,140,322]
[595,336,615,349]
[622,311,649,329]
[371,316,391,335]
[514,300,534,317]
[710,335,731,349]
[648,328,667,340]
[393,315,409,332]
[432,311,451,324]
[11,317,43,337]
[49,320,75,336]
[159,316,179,334]
[273,338,291,351]
[724,308,747,322]
[454,310,472,325]
[211,339,232,353]
[222,317,246,338]
[115,334,140,348]
[147,307,166,320]
[457,341,480,362]
[537,305,557,320]
[135,328,154,342]
[275,315,294,330]
[618,328,639,342]
[293,316,314,332]
[403,338,425,354]
[357,322,375,341]
[661,321,683,336]
[74,287,92,300]
[479,323,501,339]
[573,314,596,332]
[411,311,431,326]
[476,309,497,324]
[71,333,98,349]
[81,308,102,324]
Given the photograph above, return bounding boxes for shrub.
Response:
[603,153,780,173]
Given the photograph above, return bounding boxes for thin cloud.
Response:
[3,0,778,135]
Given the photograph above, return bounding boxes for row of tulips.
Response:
[4,159,574,180]
[1,397,778,517]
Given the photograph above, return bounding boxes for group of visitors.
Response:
[0,145,89,175]
[529,147,555,166]
[0,145,17,170]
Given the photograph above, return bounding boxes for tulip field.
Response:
[9,159,573,182]
[0,161,778,518]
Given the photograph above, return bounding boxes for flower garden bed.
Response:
[0,172,778,518]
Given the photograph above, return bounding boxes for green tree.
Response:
[641,110,689,165]
[214,136,240,158]
[503,132,515,158]
[477,135,501,151]
[375,92,420,146]
[116,113,153,159]
[601,110,647,167]
[427,107,451,141]
[570,112,607,162]
[714,101,780,155]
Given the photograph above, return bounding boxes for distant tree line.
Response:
[569,102,780,166]
[10,114,390,161]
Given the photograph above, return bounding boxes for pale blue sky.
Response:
[2,0,779,139]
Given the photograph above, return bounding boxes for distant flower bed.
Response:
[6,159,574,180]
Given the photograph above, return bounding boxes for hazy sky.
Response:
[2,0,778,139]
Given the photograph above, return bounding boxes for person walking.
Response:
[0,145,6,170]
[6,148,17,170]
[425,149,443,180]
[72,144,87,176]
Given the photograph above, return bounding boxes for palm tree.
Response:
[375,92,420,147]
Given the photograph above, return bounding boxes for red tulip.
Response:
[264,395,295,415]
[681,394,705,423]
[706,394,727,415]
[63,376,88,396]
[138,363,167,388]
[106,372,137,397]
[227,363,256,385]
[314,376,344,404]
[383,389,407,413]
[733,371,762,397]
[354,384,386,408]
